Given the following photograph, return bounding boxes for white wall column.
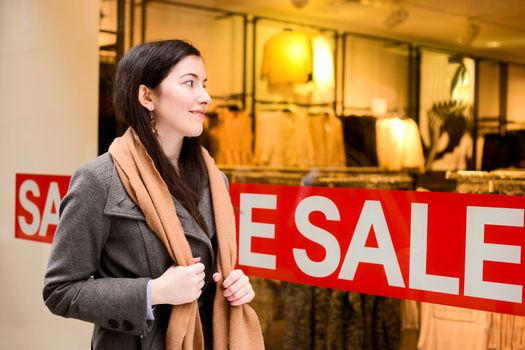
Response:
[0,0,99,348]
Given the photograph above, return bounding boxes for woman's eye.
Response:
[184,80,194,87]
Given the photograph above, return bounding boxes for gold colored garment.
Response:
[261,30,313,85]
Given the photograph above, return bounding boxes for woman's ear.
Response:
[138,84,154,111]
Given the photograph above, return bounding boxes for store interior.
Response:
[98,1,525,349]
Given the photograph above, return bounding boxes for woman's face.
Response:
[152,55,211,140]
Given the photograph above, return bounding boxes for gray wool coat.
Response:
[43,153,220,350]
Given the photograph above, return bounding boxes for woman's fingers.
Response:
[226,283,251,302]
[229,288,255,306]
[213,272,221,282]
[222,269,243,289]
[223,274,249,298]
[215,269,256,305]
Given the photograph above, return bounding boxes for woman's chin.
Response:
[185,126,204,138]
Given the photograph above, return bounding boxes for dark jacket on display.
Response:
[42,153,217,350]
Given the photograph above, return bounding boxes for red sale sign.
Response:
[14,173,525,316]
[230,183,525,316]
[15,174,70,243]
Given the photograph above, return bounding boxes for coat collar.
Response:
[104,165,146,221]
[103,162,214,249]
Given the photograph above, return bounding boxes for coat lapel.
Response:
[103,164,145,221]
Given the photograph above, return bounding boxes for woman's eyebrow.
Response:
[178,73,208,83]
[179,72,198,79]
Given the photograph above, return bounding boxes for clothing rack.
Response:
[341,106,408,118]
[251,15,339,138]
[254,99,334,108]
[211,93,247,100]
[476,116,506,136]
[219,165,384,173]
[210,93,248,109]
[219,166,415,190]
[219,165,413,184]
[476,116,525,136]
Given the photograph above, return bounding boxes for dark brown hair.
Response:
[113,40,209,236]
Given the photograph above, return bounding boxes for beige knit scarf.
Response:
[108,128,264,350]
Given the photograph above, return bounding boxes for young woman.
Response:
[43,40,264,350]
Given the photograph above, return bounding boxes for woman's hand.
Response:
[151,257,205,306]
[213,269,255,306]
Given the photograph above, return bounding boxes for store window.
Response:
[90,3,525,350]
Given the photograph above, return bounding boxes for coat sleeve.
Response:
[43,162,153,337]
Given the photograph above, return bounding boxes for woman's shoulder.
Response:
[75,152,114,175]
[71,152,115,190]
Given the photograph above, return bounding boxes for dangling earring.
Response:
[150,110,158,136]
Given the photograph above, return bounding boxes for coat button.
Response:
[108,319,119,329]
[122,320,134,331]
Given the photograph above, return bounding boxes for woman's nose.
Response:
[198,88,211,105]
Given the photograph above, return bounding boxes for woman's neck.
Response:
[157,131,183,168]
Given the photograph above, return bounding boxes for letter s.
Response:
[293,196,341,278]
[18,179,41,235]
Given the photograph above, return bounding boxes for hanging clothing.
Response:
[281,286,401,350]
[368,295,402,350]
[249,278,280,336]
[311,34,335,91]
[254,110,285,166]
[201,111,220,158]
[282,283,315,350]
[417,303,489,350]
[254,109,316,167]
[376,117,425,171]
[401,300,420,331]
[309,113,346,167]
[487,313,525,350]
[482,130,525,170]
[208,107,253,166]
[281,110,316,167]
[341,115,379,166]
[314,287,332,349]
[261,30,313,85]
[481,133,516,171]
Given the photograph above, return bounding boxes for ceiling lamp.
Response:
[384,1,409,29]
[457,19,480,46]
[291,0,309,8]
